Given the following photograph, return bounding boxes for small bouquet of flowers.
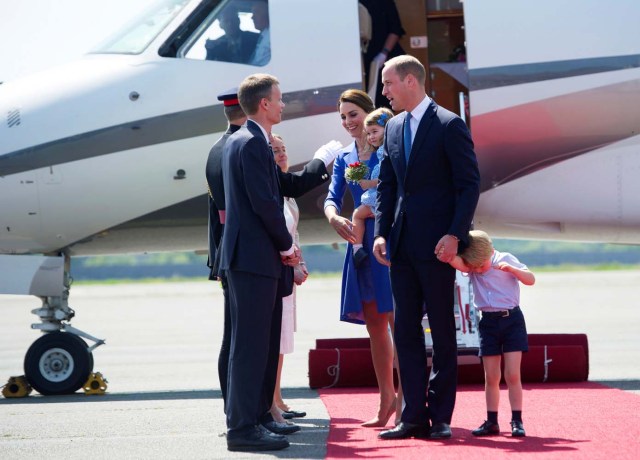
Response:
[344,161,370,184]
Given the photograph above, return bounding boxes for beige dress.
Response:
[280,197,299,354]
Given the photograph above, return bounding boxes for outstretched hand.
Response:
[330,215,356,244]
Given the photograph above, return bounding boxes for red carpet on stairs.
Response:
[319,382,640,460]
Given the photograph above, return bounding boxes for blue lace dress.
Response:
[324,142,393,324]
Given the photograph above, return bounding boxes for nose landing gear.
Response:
[1,253,106,396]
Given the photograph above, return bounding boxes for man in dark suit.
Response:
[373,55,480,440]
[205,89,246,413]
[206,87,340,436]
[205,6,258,64]
[218,74,339,451]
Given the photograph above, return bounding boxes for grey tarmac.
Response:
[1,270,639,459]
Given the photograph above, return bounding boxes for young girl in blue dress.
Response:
[351,107,394,267]
[324,89,401,427]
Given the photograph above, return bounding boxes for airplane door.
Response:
[0,172,42,253]
[396,0,468,121]
[424,1,467,120]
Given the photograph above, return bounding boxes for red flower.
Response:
[344,161,370,184]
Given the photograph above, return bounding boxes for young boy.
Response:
[447,230,535,437]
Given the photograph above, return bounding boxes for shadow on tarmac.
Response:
[0,386,321,405]
[597,379,640,392]
[2,381,638,406]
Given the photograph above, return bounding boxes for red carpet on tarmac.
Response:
[319,382,640,460]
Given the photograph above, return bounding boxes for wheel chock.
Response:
[83,372,108,395]
[2,376,33,398]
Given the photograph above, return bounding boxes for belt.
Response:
[481,306,520,317]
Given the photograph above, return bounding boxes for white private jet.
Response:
[1,0,638,394]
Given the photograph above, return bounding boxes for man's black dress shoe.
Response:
[282,410,307,419]
[472,420,500,436]
[262,420,301,435]
[227,427,289,452]
[379,422,429,440]
[429,422,452,439]
[257,424,285,440]
[510,420,526,437]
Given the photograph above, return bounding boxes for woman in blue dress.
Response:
[324,89,399,427]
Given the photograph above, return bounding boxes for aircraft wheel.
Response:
[24,332,93,395]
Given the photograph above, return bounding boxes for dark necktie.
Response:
[403,112,412,163]
[268,143,283,196]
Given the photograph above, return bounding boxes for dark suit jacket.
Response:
[205,30,259,64]
[375,99,480,260]
[205,124,241,279]
[219,121,290,280]
[219,120,334,294]
[206,123,329,281]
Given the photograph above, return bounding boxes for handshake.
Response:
[313,140,343,166]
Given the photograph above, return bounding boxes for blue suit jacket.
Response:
[374,100,480,260]
[207,123,329,280]
[220,121,292,279]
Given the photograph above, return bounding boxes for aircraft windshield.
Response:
[91,0,191,54]
[181,0,271,66]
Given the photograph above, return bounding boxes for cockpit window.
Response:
[181,0,271,66]
[91,0,191,55]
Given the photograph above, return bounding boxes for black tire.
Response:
[24,332,93,395]
[66,333,95,374]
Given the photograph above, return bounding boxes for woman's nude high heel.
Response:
[361,397,397,427]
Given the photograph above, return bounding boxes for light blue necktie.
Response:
[403,112,412,163]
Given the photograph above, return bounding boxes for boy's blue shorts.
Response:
[478,306,528,356]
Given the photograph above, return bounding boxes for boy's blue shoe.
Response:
[510,420,526,437]
[353,248,368,268]
[472,420,500,436]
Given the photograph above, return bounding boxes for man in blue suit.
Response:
[373,55,480,440]
[220,74,294,451]
[220,74,342,451]
[206,87,339,435]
